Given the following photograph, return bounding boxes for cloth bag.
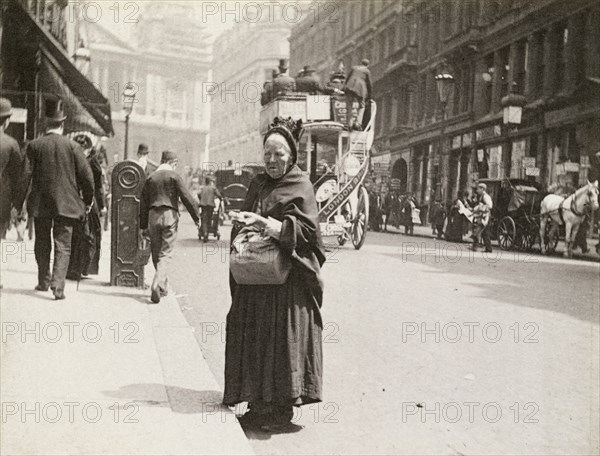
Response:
[230,226,291,285]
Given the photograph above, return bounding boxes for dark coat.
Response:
[0,131,23,222]
[140,167,199,229]
[272,73,296,95]
[344,64,372,100]
[21,133,94,220]
[295,72,324,94]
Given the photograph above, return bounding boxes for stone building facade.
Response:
[289,0,600,214]
[209,14,291,167]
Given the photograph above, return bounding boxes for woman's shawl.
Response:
[231,165,326,304]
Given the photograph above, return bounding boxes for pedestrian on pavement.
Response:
[0,98,22,240]
[472,183,493,252]
[445,191,473,242]
[19,98,95,300]
[402,194,416,236]
[224,117,325,431]
[383,191,394,231]
[0,98,23,288]
[67,132,106,280]
[140,150,199,303]
[343,58,371,131]
[432,200,447,240]
[197,176,223,242]
[137,143,157,177]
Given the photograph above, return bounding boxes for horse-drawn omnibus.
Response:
[259,93,376,249]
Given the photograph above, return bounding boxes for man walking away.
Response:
[0,98,23,288]
[343,59,371,131]
[20,98,94,300]
[140,151,199,303]
[0,98,22,240]
[472,183,493,253]
[197,176,223,243]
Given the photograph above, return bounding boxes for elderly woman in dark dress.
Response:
[224,117,325,431]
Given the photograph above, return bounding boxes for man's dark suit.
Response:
[344,64,372,128]
[0,131,22,230]
[21,133,94,293]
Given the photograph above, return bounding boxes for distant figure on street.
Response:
[197,176,223,243]
[343,59,372,130]
[67,132,106,281]
[272,59,296,97]
[402,194,417,235]
[20,98,95,300]
[0,98,22,241]
[137,143,157,177]
[445,191,473,242]
[0,98,23,289]
[140,150,199,303]
[472,183,493,253]
[431,200,447,240]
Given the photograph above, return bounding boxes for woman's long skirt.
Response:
[223,266,323,407]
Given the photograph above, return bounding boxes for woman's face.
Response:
[263,134,292,179]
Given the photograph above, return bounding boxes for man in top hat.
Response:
[272,59,296,97]
[137,143,157,177]
[0,98,22,239]
[140,150,199,303]
[19,97,95,300]
[344,58,372,130]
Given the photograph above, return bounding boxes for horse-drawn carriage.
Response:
[480,177,599,255]
[480,178,545,251]
[260,94,376,249]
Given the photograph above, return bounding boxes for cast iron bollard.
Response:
[110,160,150,287]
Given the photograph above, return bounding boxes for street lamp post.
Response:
[122,83,136,160]
[434,67,455,208]
[501,82,527,178]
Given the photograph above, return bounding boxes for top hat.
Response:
[45,98,67,122]
[0,98,13,118]
[278,59,288,73]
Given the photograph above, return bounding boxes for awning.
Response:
[16,3,113,136]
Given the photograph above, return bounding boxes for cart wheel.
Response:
[351,186,369,250]
[516,229,535,251]
[337,235,346,246]
[544,223,559,254]
[497,216,516,250]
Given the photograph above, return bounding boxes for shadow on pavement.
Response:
[103,383,225,414]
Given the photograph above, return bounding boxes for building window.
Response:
[514,39,528,95]
[483,53,494,113]
[498,46,510,100]
[532,30,546,99]
[555,22,568,92]
[379,33,386,62]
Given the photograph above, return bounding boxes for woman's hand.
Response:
[237,211,266,227]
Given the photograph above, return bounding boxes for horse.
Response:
[539,180,599,257]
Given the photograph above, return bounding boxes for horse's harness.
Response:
[555,189,593,225]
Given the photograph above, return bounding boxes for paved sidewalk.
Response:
[0,232,253,455]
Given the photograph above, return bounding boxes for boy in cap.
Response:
[140,150,200,303]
